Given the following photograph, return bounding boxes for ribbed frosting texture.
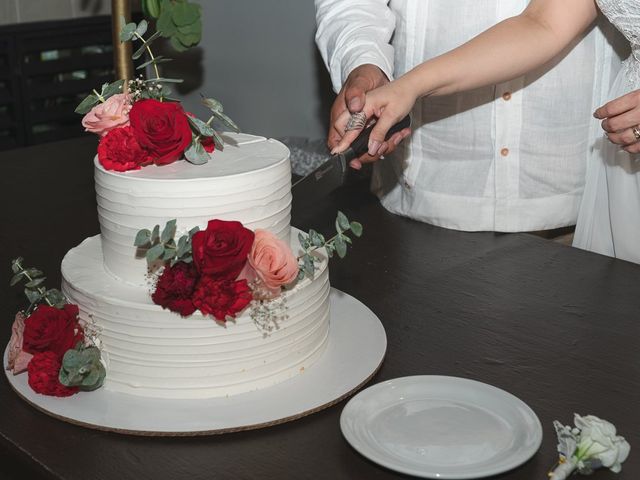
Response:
[95,133,292,286]
[61,233,330,399]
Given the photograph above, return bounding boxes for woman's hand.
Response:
[594,90,640,154]
[332,78,416,165]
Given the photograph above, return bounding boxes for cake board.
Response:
[3,288,386,436]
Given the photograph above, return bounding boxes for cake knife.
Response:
[291,114,411,200]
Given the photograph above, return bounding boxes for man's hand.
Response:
[595,89,640,154]
[329,64,408,169]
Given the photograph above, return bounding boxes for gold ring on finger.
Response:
[633,125,640,141]
[345,111,367,132]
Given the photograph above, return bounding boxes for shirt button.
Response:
[500,148,510,157]
[502,92,512,101]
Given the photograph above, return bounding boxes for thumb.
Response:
[367,111,397,156]
[344,77,368,113]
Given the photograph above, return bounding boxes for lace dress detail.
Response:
[596,0,640,84]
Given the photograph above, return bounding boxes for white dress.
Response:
[574,0,640,263]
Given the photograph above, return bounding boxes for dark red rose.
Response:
[23,304,84,360]
[27,351,79,397]
[97,126,152,172]
[192,220,255,280]
[152,261,199,316]
[129,99,192,165]
[192,277,252,321]
[201,136,215,153]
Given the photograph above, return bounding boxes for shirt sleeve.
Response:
[314,0,396,93]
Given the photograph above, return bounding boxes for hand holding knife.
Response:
[292,114,411,199]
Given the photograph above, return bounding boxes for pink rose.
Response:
[248,230,299,295]
[82,93,132,136]
[6,312,33,375]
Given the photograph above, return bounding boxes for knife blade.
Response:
[291,114,411,200]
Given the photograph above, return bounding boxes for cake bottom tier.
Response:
[60,232,330,399]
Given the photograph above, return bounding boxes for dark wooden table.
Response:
[1,137,639,480]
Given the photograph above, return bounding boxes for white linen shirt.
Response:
[315,0,624,232]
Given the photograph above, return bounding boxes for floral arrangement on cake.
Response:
[134,212,363,327]
[6,259,105,397]
[75,12,234,172]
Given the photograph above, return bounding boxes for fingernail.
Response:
[593,111,599,118]
[330,147,339,155]
[349,160,362,170]
[393,135,403,146]
[348,98,362,111]
[368,140,380,156]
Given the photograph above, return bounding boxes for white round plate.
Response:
[340,376,542,479]
[4,289,386,435]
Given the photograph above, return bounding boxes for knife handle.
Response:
[344,114,411,161]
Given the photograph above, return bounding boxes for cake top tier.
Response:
[95,133,290,181]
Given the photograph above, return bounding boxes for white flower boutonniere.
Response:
[549,414,630,480]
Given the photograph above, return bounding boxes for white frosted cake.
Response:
[60,133,331,399]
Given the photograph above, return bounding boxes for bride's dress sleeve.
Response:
[314,0,396,93]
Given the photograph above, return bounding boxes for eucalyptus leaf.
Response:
[146,244,165,263]
[181,255,193,264]
[157,6,177,36]
[169,35,189,52]
[187,115,214,136]
[350,221,363,237]
[74,94,99,114]
[211,130,225,151]
[44,289,66,306]
[336,211,350,231]
[132,42,148,60]
[147,77,184,83]
[188,226,200,237]
[136,56,172,70]
[9,272,25,287]
[134,228,152,247]
[201,96,223,113]
[172,2,200,26]
[24,288,42,304]
[25,268,43,278]
[11,257,23,274]
[161,219,177,243]
[334,235,347,259]
[142,0,161,18]
[184,139,210,165]
[211,109,240,133]
[25,277,46,288]
[151,225,160,242]
[102,79,125,98]
[119,22,137,42]
[163,246,176,260]
[135,19,148,37]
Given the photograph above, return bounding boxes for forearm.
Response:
[400,2,597,98]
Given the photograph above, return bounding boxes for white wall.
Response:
[166,0,333,140]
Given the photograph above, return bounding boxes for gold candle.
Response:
[111,0,133,81]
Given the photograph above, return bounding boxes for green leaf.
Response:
[181,255,193,264]
[163,245,176,260]
[169,35,189,52]
[135,19,148,37]
[102,79,125,98]
[134,228,152,247]
[334,236,347,259]
[146,243,165,263]
[74,94,99,114]
[176,236,188,257]
[157,5,178,37]
[211,130,225,152]
[132,43,147,60]
[336,211,350,231]
[24,288,42,305]
[201,96,223,113]
[151,225,160,243]
[187,115,215,137]
[350,221,363,237]
[120,22,137,42]
[210,110,240,133]
[175,28,201,47]
[136,56,173,70]
[11,257,23,274]
[303,255,315,278]
[25,277,46,288]
[184,139,210,165]
[298,232,306,246]
[25,268,43,278]
[146,77,184,83]
[9,272,25,287]
[188,226,200,237]
[171,2,200,26]
[44,289,66,306]
[308,229,324,248]
[161,219,177,243]
[142,0,161,18]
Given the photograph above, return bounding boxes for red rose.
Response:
[192,277,252,321]
[97,126,152,172]
[23,304,84,360]
[129,99,192,165]
[201,136,215,153]
[152,261,199,316]
[192,220,255,280]
[28,351,79,397]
